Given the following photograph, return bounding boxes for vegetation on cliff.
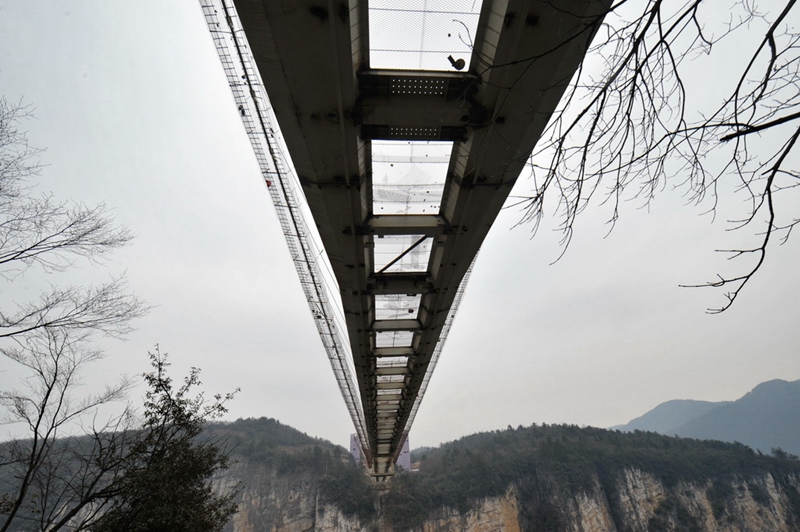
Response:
[387,424,800,530]
[14,413,785,530]
[201,418,800,531]
[206,418,377,523]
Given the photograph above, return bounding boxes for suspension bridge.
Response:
[200,0,608,478]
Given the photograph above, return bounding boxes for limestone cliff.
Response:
[212,419,800,532]
[222,462,374,532]
[400,486,521,532]
[222,463,800,531]
[408,470,800,532]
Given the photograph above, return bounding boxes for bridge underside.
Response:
[232,0,608,476]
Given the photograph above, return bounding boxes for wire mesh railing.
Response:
[199,0,370,458]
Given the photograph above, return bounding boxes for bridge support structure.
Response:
[202,0,609,477]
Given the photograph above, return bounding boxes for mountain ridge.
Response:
[213,418,800,531]
[614,379,800,455]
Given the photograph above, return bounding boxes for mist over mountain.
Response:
[611,399,728,433]
[615,379,800,456]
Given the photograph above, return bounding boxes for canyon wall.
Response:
[222,463,800,531]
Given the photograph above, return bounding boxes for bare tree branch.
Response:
[516,0,800,311]
[0,330,132,530]
[0,278,148,340]
[0,96,153,530]
[0,98,147,339]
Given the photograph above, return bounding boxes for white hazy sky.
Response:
[1,1,798,449]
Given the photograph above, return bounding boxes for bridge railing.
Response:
[199,0,371,460]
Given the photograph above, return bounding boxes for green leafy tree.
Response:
[90,348,239,532]
[0,346,239,531]
[770,447,799,461]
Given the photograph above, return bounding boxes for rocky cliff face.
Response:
[549,468,799,532]
[211,419,800,531]
[413,487,522,532]
[221,462,374,532]
[222,464,800,532]
[231,492,368,532]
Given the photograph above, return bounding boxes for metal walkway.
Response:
[201,0,608,477]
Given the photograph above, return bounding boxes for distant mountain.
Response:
[612,399,728,433]
[615,379,800,455]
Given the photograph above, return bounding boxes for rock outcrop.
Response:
[212,419,800,532]
[222,464,800,531]
[222,463,373,532]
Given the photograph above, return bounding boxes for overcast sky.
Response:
[1,1,798,449]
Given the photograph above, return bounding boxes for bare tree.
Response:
[514,0,800,312]
[0,330,134,531]
[0,340,238,531]
[0,98,146,338]
[0,99,236,530]
[0,97,148,530]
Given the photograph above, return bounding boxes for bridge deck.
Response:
[230,0,608,476]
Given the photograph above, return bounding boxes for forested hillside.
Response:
[211,419,800,531]
[4,417,797,530]
[205,417,377,528]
